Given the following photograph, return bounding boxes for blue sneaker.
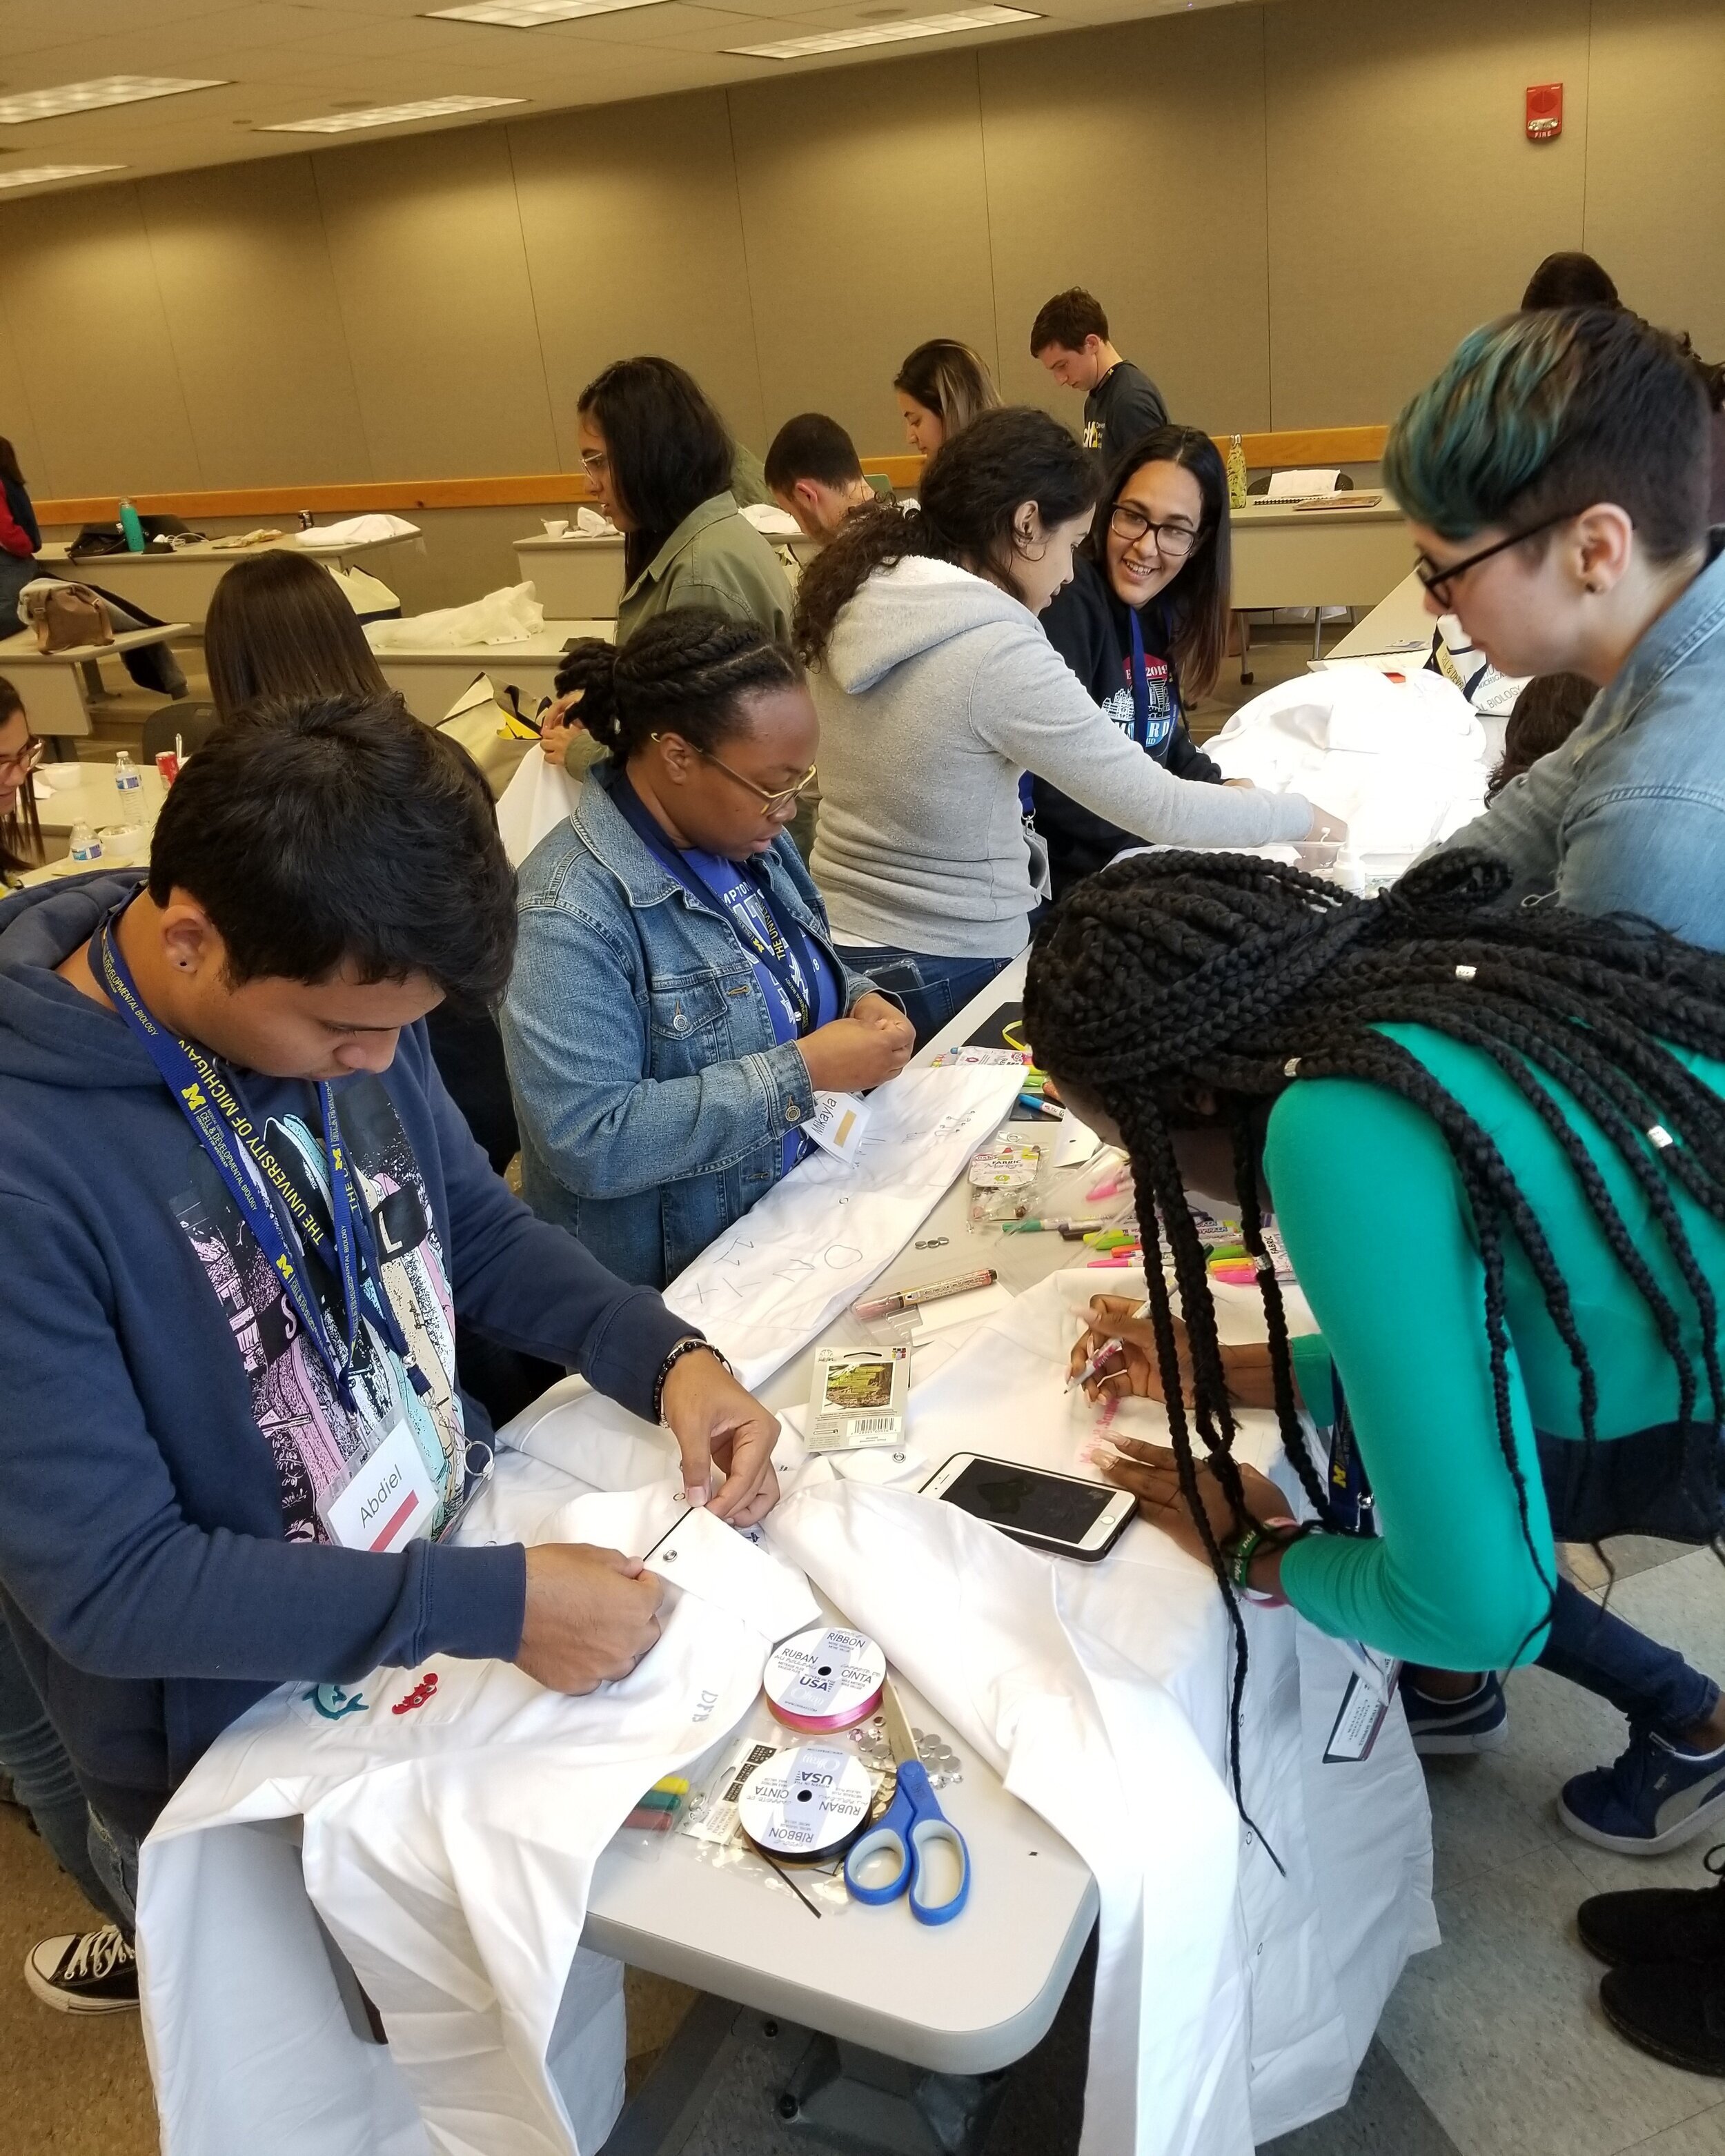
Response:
[1559,1727,1725,1855]
[1399,1671,1509,1755]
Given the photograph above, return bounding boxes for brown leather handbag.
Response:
[23,581,115,653]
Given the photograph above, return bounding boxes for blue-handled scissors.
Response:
[844,1679,970,1924]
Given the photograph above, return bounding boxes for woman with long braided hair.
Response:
[502,609,912,1288]
[1024,847,1725,2068]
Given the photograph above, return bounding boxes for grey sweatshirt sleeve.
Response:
[971,624,1315,847]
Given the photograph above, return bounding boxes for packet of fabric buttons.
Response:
[805,1344,911,1452]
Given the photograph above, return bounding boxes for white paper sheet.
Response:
[662,1063,1023,1387]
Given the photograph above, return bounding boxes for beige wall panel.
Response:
[1586,0,1725,361]
[980,9,1272,435]
[311,125,560,481]
[0,186,200,497]
[0,303,48,501]
[1265,0,1591,427]
[508,95,767,466]
[138,158,373,491]
[728,50,1000,452]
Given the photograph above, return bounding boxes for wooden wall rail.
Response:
[32,428,1388,526]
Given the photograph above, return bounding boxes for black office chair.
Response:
[141,702,222,761]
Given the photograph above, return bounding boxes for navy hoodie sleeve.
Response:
[412,1027,693,1417]
[0,1182,528,1689]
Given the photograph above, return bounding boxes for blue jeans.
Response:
[1533,1425,1722,1741]
[843,945,1014,1051]
[0,1612,126,1926]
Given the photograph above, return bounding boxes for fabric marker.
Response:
[1016,1094,1063,1118]
[1068,1296,1153,1392]
[1083,1228,1136,1251]
[1001,1216,1107,1236]
[853,1267,998,1321]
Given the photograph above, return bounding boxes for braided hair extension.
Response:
[553,608,802,763]
[1024,849,1725,1806]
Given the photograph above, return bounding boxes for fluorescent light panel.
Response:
[0,164,126,191]
[427,0,666,23]
[728,6,1036,59]
[0,77,226,126]
[262,95,524,135]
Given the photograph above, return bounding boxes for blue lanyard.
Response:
[613,780,824,1034]
[1127,606,1151,749]
[97,903,426,1411]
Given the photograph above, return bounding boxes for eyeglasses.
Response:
[0,736,41,782]
[579,448,610,479]
[652,733,818,815]
[1414,509,1579,611]
[1107,502,1203,557]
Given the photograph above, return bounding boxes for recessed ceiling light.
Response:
[426,0,668,23]
[0,77,226,126]
[261,95,525,135]
[0,163,126,190]
[727,7,1036,59]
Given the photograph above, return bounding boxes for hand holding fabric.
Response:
[798,1001,914,1092]
[660,1347,781,1525]
[515,1543,664,1692]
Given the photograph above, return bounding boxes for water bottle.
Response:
[114,750,141,799]
[1226,435,1248,511]
[118,498,146,552]
[68,820,101,864]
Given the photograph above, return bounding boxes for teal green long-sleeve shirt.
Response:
[1266,1022,1725,1670]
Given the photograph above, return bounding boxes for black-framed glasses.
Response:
[1414,509,1579,610]
[0,735,41,782]
[1107,502,1203,557]
[652,733,818,815]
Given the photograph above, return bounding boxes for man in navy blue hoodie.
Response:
[0,691,780,1961]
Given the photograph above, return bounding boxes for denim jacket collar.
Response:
[1588,529,1725,752]
[571,760,699,912]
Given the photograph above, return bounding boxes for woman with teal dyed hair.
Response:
[1385,305,1721,944]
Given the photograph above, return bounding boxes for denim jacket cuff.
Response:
[758,1038,818,1135]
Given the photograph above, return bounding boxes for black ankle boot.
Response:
[1578,1846,1725,1967]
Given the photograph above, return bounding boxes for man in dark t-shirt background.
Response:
[1031,286,1169,467]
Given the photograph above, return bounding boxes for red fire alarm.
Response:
[1527,83,1563,142]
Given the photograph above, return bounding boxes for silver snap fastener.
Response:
[785,1101,801,1122]
[660,1549,677,1563]
[673,1011,690,1034]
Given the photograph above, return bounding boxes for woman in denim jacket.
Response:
[502,611,914,1288]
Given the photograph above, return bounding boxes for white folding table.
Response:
[0,623,192,740]
[371,620,614,725]
[34,533,414,633]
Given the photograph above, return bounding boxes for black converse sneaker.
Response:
[24,1923,138,2014]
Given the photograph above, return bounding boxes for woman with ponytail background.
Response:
[795,405,1330,1045]
[503,609,914,1288]
[1025,848,1725,2070]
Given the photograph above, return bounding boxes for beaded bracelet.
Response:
[652,1336,733,1425]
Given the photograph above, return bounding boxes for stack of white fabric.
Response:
[366,583,545,652]
[1205,666,1490,862]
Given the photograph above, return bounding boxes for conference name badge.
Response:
[320,1412,440,1554]
[805,1089,872,1166]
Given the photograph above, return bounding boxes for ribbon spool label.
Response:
[738,1745,875,1861]
[763,1626,887,1732]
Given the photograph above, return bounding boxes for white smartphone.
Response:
[921,1452,1136,1562]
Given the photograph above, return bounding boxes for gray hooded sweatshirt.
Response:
[809,558,1314,958]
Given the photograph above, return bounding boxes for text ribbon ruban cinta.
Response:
[97,900,428,1412]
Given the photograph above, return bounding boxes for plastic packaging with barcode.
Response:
[805,1345,910,1453]
[967,1135,1046,1227]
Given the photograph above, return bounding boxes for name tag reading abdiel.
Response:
[320,1412,440,1554]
